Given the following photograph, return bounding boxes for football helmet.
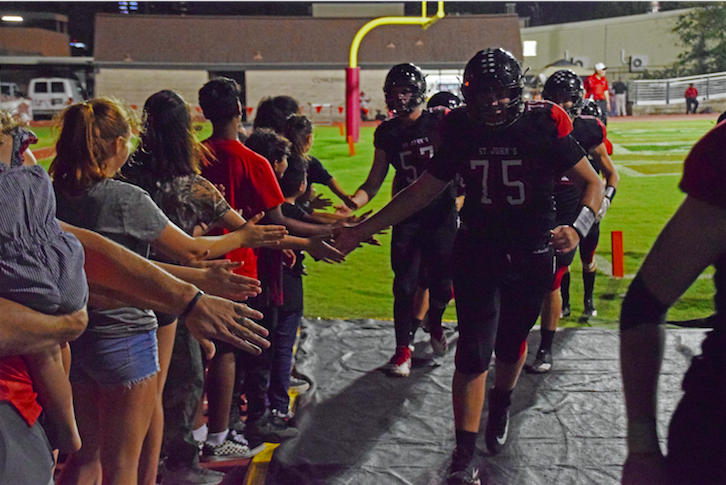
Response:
[542,69,585,117]
[427,91,463,110]
[462,48,525,128]
[580,98,605,122]
[384,63,426,115]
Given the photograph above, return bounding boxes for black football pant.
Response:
[390,210,457,348]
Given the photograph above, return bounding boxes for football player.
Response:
[344,64,458,377]
[621,121,726,485]
[334,48,604,484]
[527,70,619,374]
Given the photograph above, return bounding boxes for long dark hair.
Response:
[253,95,300,132]
[135,90,207,179]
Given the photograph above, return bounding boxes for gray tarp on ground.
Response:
[266,318,705,485]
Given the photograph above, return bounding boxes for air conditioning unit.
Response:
[630,55,649,72]
[571,56,590,68]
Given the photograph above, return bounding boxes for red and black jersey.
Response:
[428,100,586,250]
[553,115,608,223]
[680,122,726,209]
[375,109,456,221]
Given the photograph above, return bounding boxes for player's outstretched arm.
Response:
[551,156,605,253]
[334,171,448,255]
[338,148,390,216]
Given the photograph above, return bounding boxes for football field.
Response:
[32,115,723,328]
[300,115,723,328]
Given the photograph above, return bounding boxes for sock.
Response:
[583,271,596,302]
[206,429,228,445]
[560,272,571,307]
[192,424,208,443]
[540,329,556,352]
[489,387,513,409]
[454,429,478,464]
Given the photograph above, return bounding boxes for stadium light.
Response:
[523,41,537,57]
[2,15,24,22]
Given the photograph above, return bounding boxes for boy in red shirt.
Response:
[199,78,343,456]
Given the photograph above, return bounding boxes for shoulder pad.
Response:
[523,100,573,138]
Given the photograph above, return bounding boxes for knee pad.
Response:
[494,339,528,365]
[455,335,494,374]
[620,275,669,331]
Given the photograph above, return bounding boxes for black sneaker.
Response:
[160,463,225,485]
[484,389,511,455]
[525,348,552,374]
[447,448,481,485]
[582,298,597,318]
[247,409,300,443]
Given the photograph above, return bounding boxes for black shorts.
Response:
[452,230,555,373]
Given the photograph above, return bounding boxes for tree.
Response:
[673,3,726,75]
[641,3,726,78]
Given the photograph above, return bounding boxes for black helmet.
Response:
[580,98,604,122]
[542,70,584,117]
[427,91,463,110]
[384,63,426,115]
[461,48,525,128]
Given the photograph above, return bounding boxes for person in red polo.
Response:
[585,62,610,125]
[685,83,699,114]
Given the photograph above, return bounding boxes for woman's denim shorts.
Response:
[69,329,160,387]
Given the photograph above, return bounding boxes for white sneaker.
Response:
[386,345,412,377]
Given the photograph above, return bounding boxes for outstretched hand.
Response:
[550,225,580,254]
[201,260,262,301]
[185,294,270,359]
[309,194,333,210]
[236,212,287,248]
[306,236,345,263]
[332,226,365,255]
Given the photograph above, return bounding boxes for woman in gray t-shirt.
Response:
[50,98,285,485]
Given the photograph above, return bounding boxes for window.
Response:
[34,82,48,93]
[51,82,65,93]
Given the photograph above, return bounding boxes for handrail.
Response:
[349,1,444,68]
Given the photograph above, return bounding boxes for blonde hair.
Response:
[0,110,20,135]
[49,98,137,195]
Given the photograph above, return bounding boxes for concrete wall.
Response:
[0,27,70,56]
[94,68,209,109]
[246,69,388,123]
[94,13,523,67]
[521,9,688,82]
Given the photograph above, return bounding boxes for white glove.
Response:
[597,195,611,221]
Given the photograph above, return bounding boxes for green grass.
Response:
[32,118,722,328]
